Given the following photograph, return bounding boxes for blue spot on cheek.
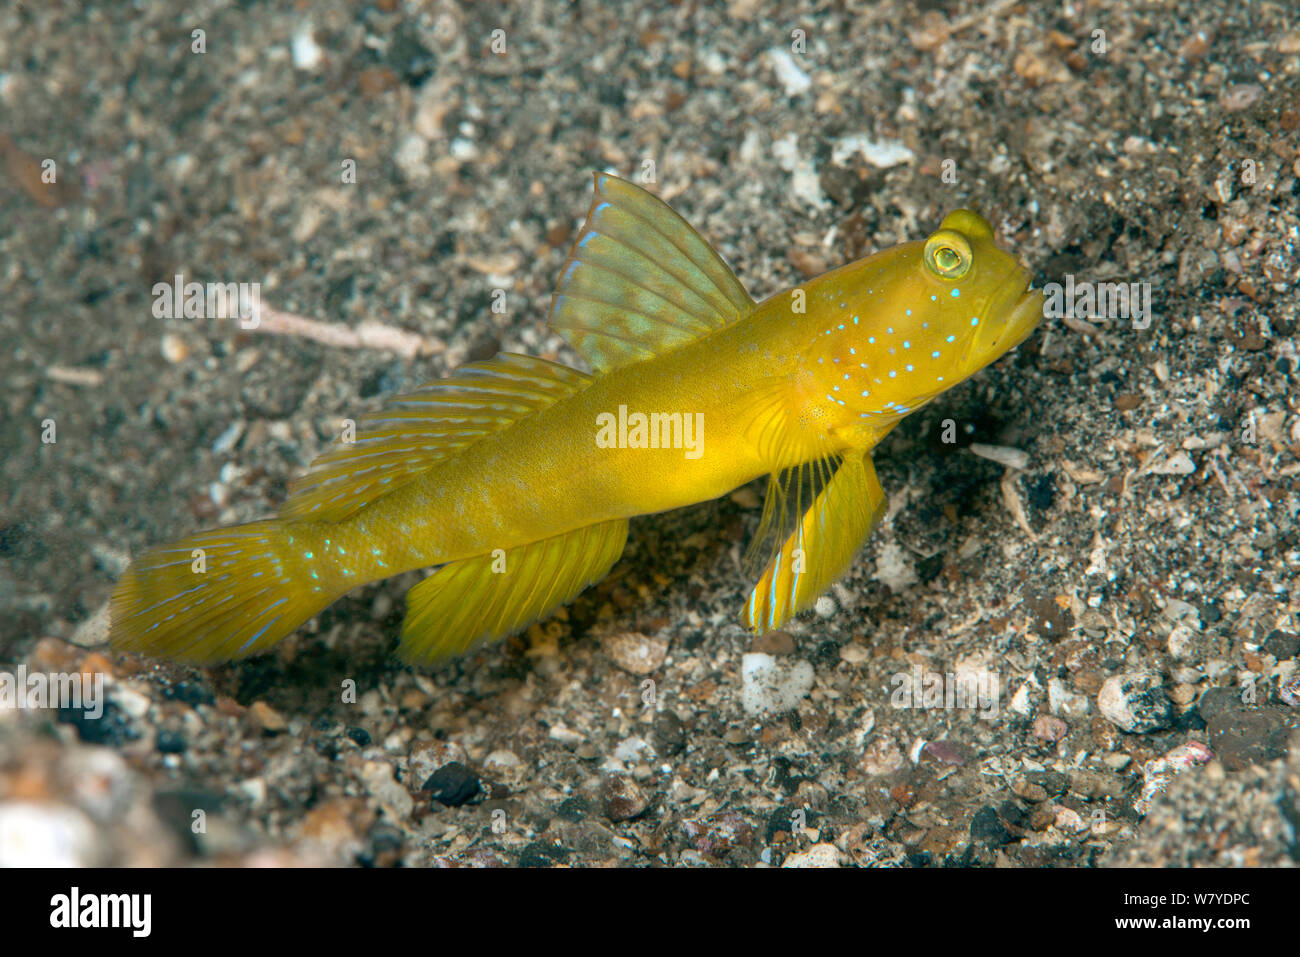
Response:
[946,335,956,343]
[970,316,980,326]
[931,350,940,358]
[951,288,961,298]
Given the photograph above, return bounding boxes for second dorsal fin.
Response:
[549,173,754,373]
[280,353,591,523]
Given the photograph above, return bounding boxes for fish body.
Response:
[111,174,1043,666]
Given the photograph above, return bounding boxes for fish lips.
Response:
[980,283,1044,356]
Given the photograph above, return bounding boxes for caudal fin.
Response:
[110,520,335,664]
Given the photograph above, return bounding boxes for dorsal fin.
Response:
[280,353,591,523]
[549,173,754,373]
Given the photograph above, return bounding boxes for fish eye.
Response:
[923,230,972,280]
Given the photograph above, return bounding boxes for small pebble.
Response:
[1278,674,1300,707]
[291,25,323,71]
[1048,677,1090,718]
[922,739,970,766]
[112,686,151,720]
[753,630,795,655]
[860,736,905,776]
[782,842,841,868]
[602,774,649,822]
[1167,625,1196,659]
[839,642,869,664]
[483,749,520,769]
[160,333,189,364]
[1262,630,1300,660]
[1032,714,1069,742]
[407,741,467,786]
[0,802,98,867]
[423,762,481,807]
[740,653,814,716]
[682,810,752,856]
[969,443,1030,470]
[249,701,287,734]
[155,730,187,754]
[970,806,1014,846]
[601,632,668,675]
[1098,673,1173,733]
[651,711,686,756]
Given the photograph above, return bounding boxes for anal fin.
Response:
[743,452,887,632]
[399,518,629,665]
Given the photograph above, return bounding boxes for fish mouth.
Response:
[997,283,1045,352]
[961,278,1044,373]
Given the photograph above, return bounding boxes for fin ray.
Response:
[549,173,753,373]
[111,520,337,664]
[742,451,842,581]
[398,519,629,665]
[281,353,591,522]
[743,453,887,632]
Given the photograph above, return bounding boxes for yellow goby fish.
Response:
[111,174,1043,666]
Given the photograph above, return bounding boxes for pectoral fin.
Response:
[743,452,887,632]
